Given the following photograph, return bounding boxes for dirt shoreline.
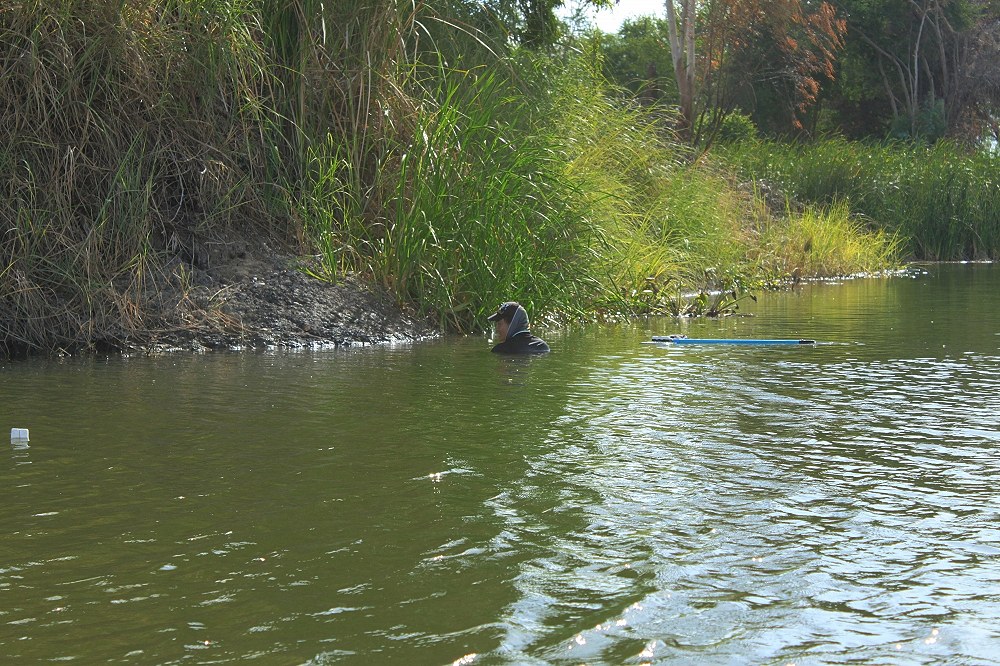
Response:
[134,249,438,354]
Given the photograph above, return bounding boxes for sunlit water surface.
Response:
[2,264,999,664]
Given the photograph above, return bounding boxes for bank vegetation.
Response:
[1,1,995,356]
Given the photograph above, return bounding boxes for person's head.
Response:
[487,301,527,342]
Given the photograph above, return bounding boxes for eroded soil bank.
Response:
[133,248,437,354]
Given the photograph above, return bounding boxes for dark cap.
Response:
[487,301,520,322]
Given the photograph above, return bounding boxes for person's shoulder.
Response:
[525,335,550,353]
[492,333,550,354]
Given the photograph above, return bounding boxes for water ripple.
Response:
[489,339,1000,664]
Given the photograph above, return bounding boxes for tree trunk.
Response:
[664,0,696,138]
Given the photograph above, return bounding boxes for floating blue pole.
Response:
[651,335,816,345]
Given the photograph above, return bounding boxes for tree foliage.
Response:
[597,16,679,104]
[826,0,1000,142]
[660,0,846,142]
[586,0,997,142]
[467,0,613,47]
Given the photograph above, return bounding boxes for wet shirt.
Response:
[491,331,550,354]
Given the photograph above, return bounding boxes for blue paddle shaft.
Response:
[651,336,816,345]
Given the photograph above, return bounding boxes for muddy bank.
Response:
[138,249,437,353]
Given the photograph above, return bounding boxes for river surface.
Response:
[3,263,999,664]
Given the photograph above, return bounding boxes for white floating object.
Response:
[11,428,29,442]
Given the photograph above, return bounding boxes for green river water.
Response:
[3,263,999,664]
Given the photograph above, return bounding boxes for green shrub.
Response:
[718,112,758,144]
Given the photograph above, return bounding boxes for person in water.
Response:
[487,301,550,354]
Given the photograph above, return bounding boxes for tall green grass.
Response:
[546,59,751,312]
[720,138,1000,260]
[0,0,284,353]
[517,54,899,316]
[749,200,903,276]
[301,67,596,331]
[299,50,847,328]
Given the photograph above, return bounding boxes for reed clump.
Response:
[720,138,1000,261]
[748,201,903,277]
[0,0,283,354]
[300,65,597,331]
